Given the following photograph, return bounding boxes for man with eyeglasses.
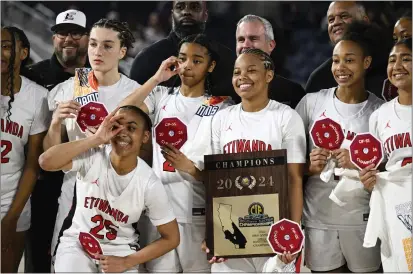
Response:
[24,9,90,273]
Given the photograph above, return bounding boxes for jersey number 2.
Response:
[1,140,12,163]
[163,160,176,172]
[90,215,118,240]
[402,157,412,167]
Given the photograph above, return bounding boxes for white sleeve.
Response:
[48,78,74,112]
[281,109,307,163]
[211,109,224,154]
[294,94,310,129]
[143,85,169,115]
[30,88,51,135]
[66,147,99,176]
[145,175,176,226]
[369,109,380,138]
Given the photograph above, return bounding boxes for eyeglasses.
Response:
[55,30,87,40]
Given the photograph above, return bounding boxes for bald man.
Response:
[305,1,390,98]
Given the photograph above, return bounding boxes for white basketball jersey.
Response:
[144,86,232,223]
[212,100,306,164]
[210,100,305,273]
[47,72,140,204]
[59,146,175,253]
[295,87,383,229]
[364,166,412,272]
[1,76,50,205]
[369,98,412,172]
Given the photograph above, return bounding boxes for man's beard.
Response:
[172,19,206,39]
[55,47,87,67]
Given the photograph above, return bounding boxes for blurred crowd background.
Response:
[1,1,411,87]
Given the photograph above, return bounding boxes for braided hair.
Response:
[2,26,30,122]
[240,48,275,72]
[92,19,135,50]
[168,34,219,95]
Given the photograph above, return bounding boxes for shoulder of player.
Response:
[21,75,49,98]
[365,91,385,108]
[268,100,301,119]
[374,98,394,114]
[119,74,141,89]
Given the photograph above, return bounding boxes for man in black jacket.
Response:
[129,1,236,99]
[235,14,306,108]
[24,9,89,273]
[305,1,389,97]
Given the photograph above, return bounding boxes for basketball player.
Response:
[121,34,232,272]
[203,48,306,272]
[39,106,179,272]
[45,18,141,270]
[359,39,412,272]
[295,22,384,273]
[1,27,50,272]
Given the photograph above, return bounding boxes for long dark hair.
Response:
[2,26,30,121]
[168,34,219,96]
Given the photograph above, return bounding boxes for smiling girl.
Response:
[121,33,232,272]
[44,18,141,270]
[295,21,384,273]
[1,26,50,272]
[359,38,412,273]
[39,106,179,272]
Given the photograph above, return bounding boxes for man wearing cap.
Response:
[24,9,89,273]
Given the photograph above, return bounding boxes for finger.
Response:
[217,258,226,263]
[161,147,177,159]
[360,170,378,182]
[164,143,180,154]
[311,160,327,166]
[162,153,176,164]
[310,148,330,157]
[362,176,376,187]
[359,164,376,176]
[208,257,217,264]
[310,154,328,162]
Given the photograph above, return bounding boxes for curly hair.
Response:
[92,18,135,50]
[2,26,30,122]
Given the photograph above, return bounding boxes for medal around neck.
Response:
[349,132,383,170]
[79,232,103,260]
[155,117,187,149]
[76,101,109,133]
[310,118,344,150]
[267,219,304,255]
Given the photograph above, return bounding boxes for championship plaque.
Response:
[349,132,384,170]
[204,150,289,259]
[154,117,187,149]
[76,101,109,133]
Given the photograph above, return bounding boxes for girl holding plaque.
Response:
[121,34,232,272]
[39,106,179,272]
[45,19,142,270]
[295,22,385,273]
[359,38,412,272]
[1,26,50,273]
[207,48,306,271]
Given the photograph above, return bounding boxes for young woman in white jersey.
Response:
[359,38,412,272]
[39,106,179,272]
[121,34,232,272]
[202,48,306,272]
[45,19,142,269]
[1,26,50,272]
[295,22,384,273]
